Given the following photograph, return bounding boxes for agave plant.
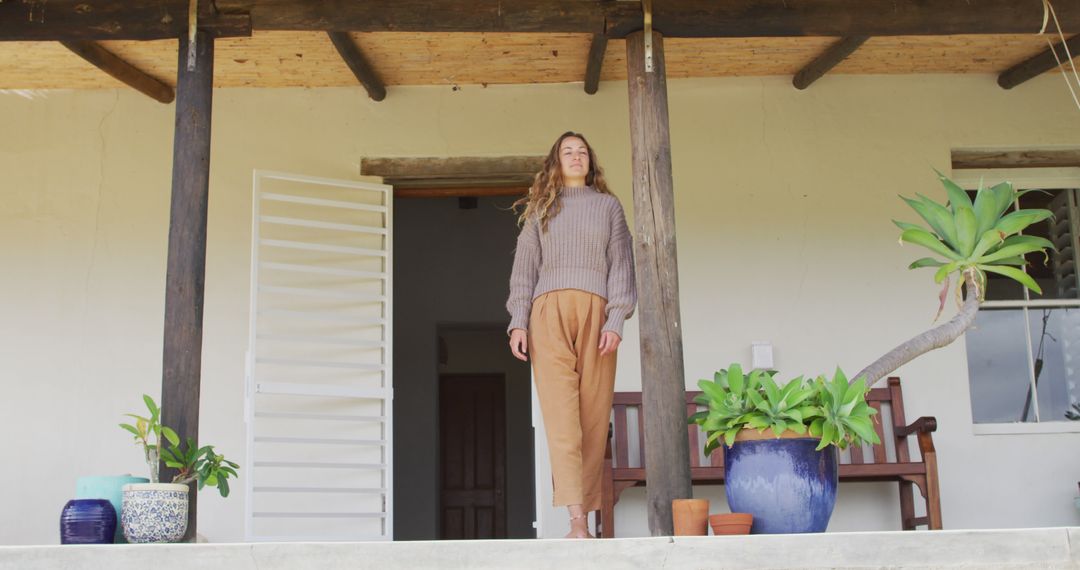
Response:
[808,368,880,451]
[851,172,1055,387]
[689,364,772,452]
[691,364,880,451]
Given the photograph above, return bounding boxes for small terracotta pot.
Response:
[672,499,710,536]
[709,513,753,535]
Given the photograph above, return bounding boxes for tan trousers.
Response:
[528,289,617,512]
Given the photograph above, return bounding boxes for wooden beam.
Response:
[998,35,1080,89]
[0,1,251,41]
[625,30,692,537]
[5,0,1079,40]
[952,149,1080,169]
[160,30,214,543]
[584,33,608,94]
[792,36,869,90]
[604,0,1080,37]
[230,0,1080,36]
[385,176,536,189]
[60,41,174,103]
[222,0,605,33]
[362,156,545,178]
[327,31,386,101]
[394,186,527,198]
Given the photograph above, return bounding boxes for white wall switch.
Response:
[752,341,774,370]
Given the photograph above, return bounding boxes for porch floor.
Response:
[2,527,1077,569]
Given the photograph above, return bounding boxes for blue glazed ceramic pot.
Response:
[60,499,117,544]
[723,431,838,534]
[76,475,149,543]
[121,483,189,543]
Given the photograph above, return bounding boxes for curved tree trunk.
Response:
[854,269,982,387]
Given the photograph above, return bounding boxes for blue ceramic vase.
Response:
[60,499,117,544]
[76,475,149,543]
[723,434,838,534]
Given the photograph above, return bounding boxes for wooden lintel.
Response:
[61,41,174,103]
[584,33,608,94]
[8,0,1076,41]
[394,186,527,198]
[792,36,869,90]
[0,1,251,41]
[386,176,536,190]
[362,156,545,179]
[998,35,1080,89]
[952,149,1080,169]
[327,31,386,101]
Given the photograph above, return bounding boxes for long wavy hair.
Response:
[512,131,612,231]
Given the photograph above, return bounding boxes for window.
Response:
[963,181,1080,426]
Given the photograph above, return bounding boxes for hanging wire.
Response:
[1041,0,1080,112]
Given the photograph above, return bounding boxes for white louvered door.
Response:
[245,170,392,542]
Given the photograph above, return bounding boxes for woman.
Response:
[506,131,636,539]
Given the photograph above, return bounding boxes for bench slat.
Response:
[870,401,887,464]
[849,441,865,464]
[687,403,701,467]
[614,405,630,468]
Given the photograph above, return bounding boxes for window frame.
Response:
[952,167,1080,435]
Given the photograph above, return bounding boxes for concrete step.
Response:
[2,527,1078,570]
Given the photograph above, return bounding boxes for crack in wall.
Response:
[79,90,119,357]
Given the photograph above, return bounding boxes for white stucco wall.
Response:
[2,73,1079,545]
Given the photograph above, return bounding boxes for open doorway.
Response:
[392,191,535,540]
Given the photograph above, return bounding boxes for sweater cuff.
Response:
[601,307,632,338]
[507,310,530,336]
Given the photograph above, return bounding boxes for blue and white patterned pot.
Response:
[121,483,189,543]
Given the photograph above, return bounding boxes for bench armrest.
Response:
[895,416,937,438]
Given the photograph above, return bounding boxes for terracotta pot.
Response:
[709,513,753,535]
[672,499,710,536]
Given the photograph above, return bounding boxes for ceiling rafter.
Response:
[60,40,174,102]
[792,36,869,90]
[584,34,608,94]
[327,32,386,101]
[997,34,1080,89]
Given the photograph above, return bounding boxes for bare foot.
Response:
[565,520,594,539]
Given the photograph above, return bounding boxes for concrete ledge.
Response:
[2,528,1078,570]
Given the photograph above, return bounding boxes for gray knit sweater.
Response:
[506,186,637,337]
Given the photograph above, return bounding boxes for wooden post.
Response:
[625,30,692,536]
[160,29,214,542]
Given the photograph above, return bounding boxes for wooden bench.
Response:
[597,377,942,537]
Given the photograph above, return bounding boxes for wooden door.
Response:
[439,374,507,539]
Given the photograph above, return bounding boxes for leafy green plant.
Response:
[120,394,239,496]
[119,395,179,484]
[161,438,240,498]
[690,364,880,452]
[808,369,880,451]
[852,173,1055,388]
[896,171,1054,306]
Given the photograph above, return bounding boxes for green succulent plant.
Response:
[690,364,880,452]
[851,172,1057,389]
[121,394,239,496]
[896,172,1054,305]
[808,369,880,451]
